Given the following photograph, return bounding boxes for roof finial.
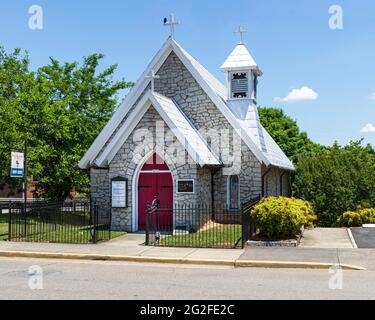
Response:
[146,70,160,92]
[163,14,180,40]
[235,26,247,45]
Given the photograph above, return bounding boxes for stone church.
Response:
[79,27,295,232]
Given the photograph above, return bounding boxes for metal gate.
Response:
[8,201,112,244]
[145,195,260,249]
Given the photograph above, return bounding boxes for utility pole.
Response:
[23,138,28,208]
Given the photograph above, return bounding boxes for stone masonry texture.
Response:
[90,51,288,231]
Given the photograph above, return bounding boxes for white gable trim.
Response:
[79,37,272,169]
[96,91,221,167]
[170,41,271,167]
[95,93,152,167]
[78,38,173,169]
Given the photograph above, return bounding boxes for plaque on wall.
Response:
[177,179,195,194]
[111,177,128,208]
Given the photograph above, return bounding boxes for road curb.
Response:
[0,250,365,270]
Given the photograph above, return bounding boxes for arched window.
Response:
[227,175,240,210]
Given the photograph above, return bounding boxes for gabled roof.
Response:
[79,37,294,171]
[95,90,221,167]
[220,44,262,75]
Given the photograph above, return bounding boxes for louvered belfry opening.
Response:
[231,72,248,98]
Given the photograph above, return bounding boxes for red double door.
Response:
[137,154,173,231]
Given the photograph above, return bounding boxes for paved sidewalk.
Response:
[300,228,353,248]
[0,234,371,270]
[0,234,242,262]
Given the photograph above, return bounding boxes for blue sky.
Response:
[1,0,375,147]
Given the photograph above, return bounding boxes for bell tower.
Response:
[220,27,266,152]
[220,26,262,104]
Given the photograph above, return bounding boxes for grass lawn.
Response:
[0,213,125,243]
[159,224,242,248]
[0,214,8,241]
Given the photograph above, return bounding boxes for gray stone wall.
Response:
[106,106,212,231]
[261,166,291,197]
[90,168,110,207]
[155,51,262,207]
[89,50,288,232]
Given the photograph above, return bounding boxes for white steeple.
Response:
[220,27,262,101]
[221,28,266,152]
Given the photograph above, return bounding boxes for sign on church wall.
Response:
[176,179,195,194]
[111,177,128,208]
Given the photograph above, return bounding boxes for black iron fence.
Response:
[8,200,112,244]
[145,196,260,249]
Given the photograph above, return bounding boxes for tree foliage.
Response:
[0,47,133,199]
[258,107,322,161]
[293,141,375,226]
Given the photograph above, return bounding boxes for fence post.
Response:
[23,201,27,240]
[145,202,150,246]
[8,202,12,241]
[92,204,97,244]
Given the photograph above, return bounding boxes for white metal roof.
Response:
[79,37,294,171]
[152,92,221,166]
[95,90,221,167]
[220,44,262,75]
[260,125,295,171]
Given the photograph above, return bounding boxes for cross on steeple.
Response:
[163,14,180,40]
[146,70,160,92]
[235,26,247,44]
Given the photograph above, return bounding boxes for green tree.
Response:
[0,47,31,194]
[28,54,134,199]
[294,140,375,226]
[0,47,134,200]
[258,107,322,161]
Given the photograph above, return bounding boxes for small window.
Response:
[227,175,240,210]
[231,73,248,99]
[177,180,195,194]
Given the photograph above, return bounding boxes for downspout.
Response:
[280,171,286,197]
[211,167,222,220]
[261,166,272,198]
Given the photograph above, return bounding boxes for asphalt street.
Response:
[0,257,374,300]
[351,228,375,248]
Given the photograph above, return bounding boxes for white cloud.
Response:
[370,92,375,101]
[274,86,319,103]
[360,123,375,133]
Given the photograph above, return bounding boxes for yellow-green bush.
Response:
[251,197,316,238]
[337,211,362,227]
[358,208,375,224]
[337,208,375,227]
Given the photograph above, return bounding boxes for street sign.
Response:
[10,152,24,178]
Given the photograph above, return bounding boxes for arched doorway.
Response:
[137,153,173,231]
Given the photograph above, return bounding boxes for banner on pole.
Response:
[10,152,24,178]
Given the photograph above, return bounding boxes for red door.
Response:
[138,154,173,231]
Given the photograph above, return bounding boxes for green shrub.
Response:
[293,141,375,227]
[337,208,375,227]
[337,211,362,227]
[251,197,316,238]
[358,208,375,224]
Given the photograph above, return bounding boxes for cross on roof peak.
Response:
[146,70,160,92]
[235,26,247,45]
[163,14,180,40]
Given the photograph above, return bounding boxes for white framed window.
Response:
[176,179,195,194]
[227,175,240,210]
[230,72,249,99]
